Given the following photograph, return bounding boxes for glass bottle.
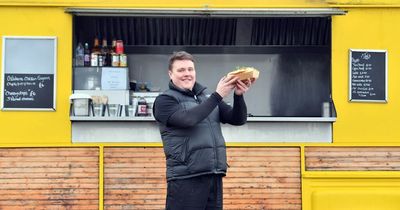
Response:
[111,39,119,67]
[136,97,148,117]
[75,42,84,67]
[83,43,91,67]
[101,38,110,67]
[90,37,100,67]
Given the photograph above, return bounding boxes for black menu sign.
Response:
[349,49,387,102]
[2,36,56,110]
[3,74,54,109]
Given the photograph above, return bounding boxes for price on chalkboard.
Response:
[349,49,387,102]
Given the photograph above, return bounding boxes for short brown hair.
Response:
[168,51,195,70]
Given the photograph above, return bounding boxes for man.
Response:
[153,51,252,210]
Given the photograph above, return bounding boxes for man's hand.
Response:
[234,78,253,95]
[216,76,238,98]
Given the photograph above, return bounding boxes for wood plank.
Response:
[0,205,99,210]
[0,156,98,162]
[305,151,400,157]
[0,167,98,173]
[306,157,400,162]
[105,178,165,185]
[0,148,98,157]
[105,147,163,152]
[105,183,166,189]
[105,194,165,200]
[0,199,98,206]
[224,198,301,204]
[0,193,98,200]
[104,168,165,174]
[228,166,300,172]
[105,157,165,163]
[224,177,300,184]
[307,161,400,167]
[0,189,99,195]
[103,163,166,168]
[105,189,167,195]
[0,183,99,189]
[305,147,400,152]
[224,203,301,210]
[227,156,300,162]
[227,151,300,157]
[228,161,299,167]
[0,178,98,184]
[228,147,299,152]
[104,153,165,158]
[105,204,165,210]
[224,182,301,189]
[225,193,301,199]
[0,162,98,168]
[224,188,301,194]
[0,172,99,179]
[307,167,400,170]
[105,199,165,205]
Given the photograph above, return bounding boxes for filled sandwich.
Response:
[227,67,260,81]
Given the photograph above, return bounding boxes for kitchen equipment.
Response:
[69,93,94,116]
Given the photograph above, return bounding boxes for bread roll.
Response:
[227,67,260,81]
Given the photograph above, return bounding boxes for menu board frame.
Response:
[1,36,57,111]
[349,49,387,103]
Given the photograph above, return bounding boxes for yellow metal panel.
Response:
[0,7,72,144]
[0,0,328,7]
[332,8,400,143]
[99,146,104,210]
[303,178,400,210]
[327,0,400,5]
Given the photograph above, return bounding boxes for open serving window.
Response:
[68,8,345,143]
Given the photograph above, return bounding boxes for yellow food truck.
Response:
[1,0,400,209]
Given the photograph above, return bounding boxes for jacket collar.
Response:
[169,80,207,96]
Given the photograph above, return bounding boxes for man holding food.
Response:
[153,51,257,210]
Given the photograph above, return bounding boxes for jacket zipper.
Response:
[194,94,218,171]
[203,96,218,172]
[207,117,218,171]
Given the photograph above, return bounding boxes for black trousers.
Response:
[166,174,223,210]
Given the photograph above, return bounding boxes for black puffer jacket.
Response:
[154,82,247,181]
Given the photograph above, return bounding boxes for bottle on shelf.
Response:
[111,38,117,53]
[116,40,127,67]
[83,43,91,67]
[101,38,110,67]
[111,38,119,67]
[75,42,84,67]
[90,37,101,67]
[136,97,148,117]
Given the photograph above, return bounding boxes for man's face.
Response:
[169,59,196,90]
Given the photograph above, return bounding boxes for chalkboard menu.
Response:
[349,49,387,102]
[1,36,57,110]
[3,74,54,109]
